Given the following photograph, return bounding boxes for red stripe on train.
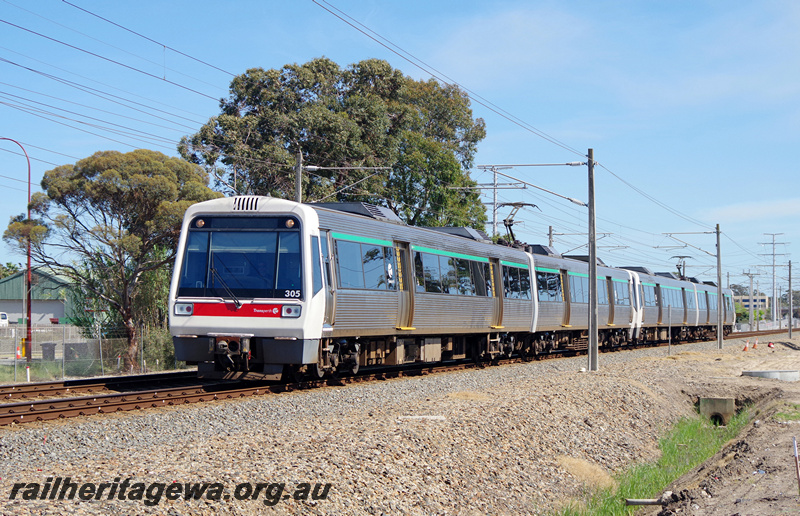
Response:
[191,302,283,317]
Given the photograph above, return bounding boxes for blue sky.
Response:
[0,0,797,298]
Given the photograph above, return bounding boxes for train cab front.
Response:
[169,200,325,381]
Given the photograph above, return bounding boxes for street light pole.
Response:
[1,137,32,362]
[587,149,598,371]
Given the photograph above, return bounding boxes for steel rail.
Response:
[0,370,198,400]
[0,329,784,427]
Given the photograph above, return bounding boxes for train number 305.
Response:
[284,290,301,298]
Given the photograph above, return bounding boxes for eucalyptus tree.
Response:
[3,149,221,370]
[180,57,487,229]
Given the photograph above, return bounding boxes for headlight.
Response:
[281,305,301,318]
[174,302,193,316]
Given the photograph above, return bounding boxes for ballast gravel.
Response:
[0,335,790,515]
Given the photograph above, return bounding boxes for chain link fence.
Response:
[0,324,189,383]
[735,318,799,332]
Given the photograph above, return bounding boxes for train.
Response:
[168,196,735,381]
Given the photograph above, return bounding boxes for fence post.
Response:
[62,325,66,379]
[140,323,144,373]
[98,322,105,377]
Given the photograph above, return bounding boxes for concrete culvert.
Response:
[699,397,734,426]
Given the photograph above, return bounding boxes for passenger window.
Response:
[503,266,513,299]
[336,240,365,289]
[613,281,630,306]
[472,262,487,296]
[311,236,322,294]
[440,257,458,294]
[362,245,387,290]
[456,259,475,296]
[484,263,494,296]
[422,253,442,293]
[598,278,609,305]
[518,268,531,300]
[384,248,397,290]
[414,252,425,292]
[536,271,562,302]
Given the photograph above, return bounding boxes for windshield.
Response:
[177,229,302,299]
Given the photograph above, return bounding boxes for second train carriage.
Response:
[169,196,734,380]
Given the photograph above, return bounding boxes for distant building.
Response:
[0,268,74,324]
[733,294,769,312]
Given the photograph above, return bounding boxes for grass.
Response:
[556,409,751,516]
[775,403,800,421]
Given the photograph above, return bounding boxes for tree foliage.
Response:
[0,261,21,279]
[3,149,221,370]
[179,57,487,229]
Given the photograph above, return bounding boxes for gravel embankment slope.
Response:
[0,335,795,515]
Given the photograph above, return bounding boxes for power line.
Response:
[3,0,228,92]
[0,81,196,132]
[61,0,237,77]
[0,49,208,123]
[314,0,758,262]
[0,18,220,101]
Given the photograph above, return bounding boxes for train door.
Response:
[656,284,663,325]
[680,288,688,324]
[605,277,614,325]
[490,258,503,328]
[319,230,335,326]
[597,276,614,326]
[394,242,414,330]
[628,271,642,340]
[638,282,645,323]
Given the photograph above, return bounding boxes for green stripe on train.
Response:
[410,245,490,263]
[331,232,393,247]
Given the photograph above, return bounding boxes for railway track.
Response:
[0,370,198,400]
[0,329,785,427]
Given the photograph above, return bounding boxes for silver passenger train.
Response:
[169,196,735,380]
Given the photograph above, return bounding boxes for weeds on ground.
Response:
[556,409,751,516]
[774,403,800,421]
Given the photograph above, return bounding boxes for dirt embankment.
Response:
[646,338,800,516]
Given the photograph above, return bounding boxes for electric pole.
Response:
[742,270,758,330]
[295,150,303,202]
[475,165,514,236]
[759,233,786,324]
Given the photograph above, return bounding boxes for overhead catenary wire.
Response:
[0,3,764,281]
[0,51,209,123]
[3,0,229,92]
[61,0,237,77]
[0,18,220,101]
[313,0,767,272]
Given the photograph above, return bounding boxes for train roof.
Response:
[562,255,606,266]
[311,202,403,223]
[619,266,654,275]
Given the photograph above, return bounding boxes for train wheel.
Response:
[313,342,328,379]
[282,365,306,384]
[313,359,326,379]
